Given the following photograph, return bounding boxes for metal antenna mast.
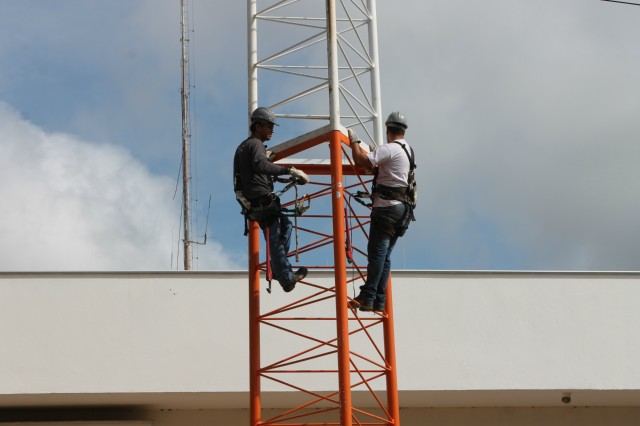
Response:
[180,0,192,270]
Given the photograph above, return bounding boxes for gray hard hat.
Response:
[251,107,279,126]
[385,111,408,130]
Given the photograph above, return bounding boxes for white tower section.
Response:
[248,0,384,146]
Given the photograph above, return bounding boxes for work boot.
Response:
[373,302,385,313]
[281,282,296,293]
[294,266,308,282]
[281,267,307,293]
[348,295,374,311]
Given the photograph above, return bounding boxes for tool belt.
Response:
[246,194,282,229]
[236,184,310,236]
[371,185,415,236]
[373,184,410,203]
[249,193,276,208]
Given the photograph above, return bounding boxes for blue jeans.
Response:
[262,215,295,287]
[358,203,409,307]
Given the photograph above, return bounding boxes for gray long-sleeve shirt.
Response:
[233,137,290,200]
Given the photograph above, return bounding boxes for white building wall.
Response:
[1,271,639,425]
[396,271,640,394]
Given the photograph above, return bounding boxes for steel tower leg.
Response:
[330,131,352,426]
[248,221,261,425]
[326,0,353,423]
[247,2,260,421]
[247,0,257,119]
[367,0,384,147]
[384,280,400,424]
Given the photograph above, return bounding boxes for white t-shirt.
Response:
[366,138,411,208]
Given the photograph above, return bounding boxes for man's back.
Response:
[368,139,411,207]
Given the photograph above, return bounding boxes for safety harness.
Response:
[353,141,417,236]
[354,142,416,204]
[234,176,310,235]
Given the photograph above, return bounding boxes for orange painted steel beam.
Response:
[276,162,369,176]
[271,129,372,176]
[384,279,401,424]
[248,220,261,425]
[328,130,353,426]
[269,131,331,161]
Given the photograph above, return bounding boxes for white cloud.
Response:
[0,102,241,271]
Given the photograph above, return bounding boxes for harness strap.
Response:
[393,141,416,171]
[352,191,372,208]
[375,184,409,202]
[370,141,416,208]
[265,226,272,294]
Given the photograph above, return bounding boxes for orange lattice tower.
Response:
[247,1,399,425]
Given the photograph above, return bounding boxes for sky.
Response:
[0,0,639,271]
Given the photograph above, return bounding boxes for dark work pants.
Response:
[358,203,408,307]
[262,215,295,287]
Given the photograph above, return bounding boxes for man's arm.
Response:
[250,140,290,176]
[250,140,310,184]
[348,129,373,168]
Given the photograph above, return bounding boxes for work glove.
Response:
[290,167,310,185]
[348,128,360,144]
